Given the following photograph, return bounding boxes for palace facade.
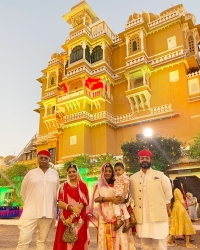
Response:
[35,1,200,166]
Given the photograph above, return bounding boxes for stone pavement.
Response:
[0,218,199,249]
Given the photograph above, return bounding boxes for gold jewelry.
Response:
[60,209,83,244]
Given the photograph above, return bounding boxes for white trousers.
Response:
[113,203,130,220]
[16,217,53,250]
[141,238,167,250]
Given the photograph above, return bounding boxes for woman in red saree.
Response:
[53,164,89,250]
[89,163,136,250]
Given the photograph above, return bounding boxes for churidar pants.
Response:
[16,217,53,250]
[141,238,167,250]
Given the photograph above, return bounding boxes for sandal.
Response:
[114,220,124,231]
[167,241,178,247]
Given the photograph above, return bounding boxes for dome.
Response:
[51,52,60,59]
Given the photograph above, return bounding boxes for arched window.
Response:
[188,36,195,54]
[91,46,103,63]
[70,45,83,63]
[50,77,55,85]
[132,41,137,51]
[65,60,68,74]
[85,45,90,63]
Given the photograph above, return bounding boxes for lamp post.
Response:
[143,128,153,150]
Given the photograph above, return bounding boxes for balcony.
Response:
[125,85,152,113]
[57,87,107,103]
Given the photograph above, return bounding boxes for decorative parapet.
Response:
[36,131,58,144]
[125,17,144,30]
[113,35,122,44]
[66,28,92,42]
[126,56,148,67]
[43,90,57,99]
[187,70,200,79]
[61,103,173,126]
[65,26,121,44]
[148,11,180,29]
[150,49,184,67]
[58,89,84,102]
[66,65,119,80]
[48,58,63,67]
[150,104,172,115]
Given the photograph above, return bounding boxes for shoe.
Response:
[114,220,124,231]
[122,223,134,233]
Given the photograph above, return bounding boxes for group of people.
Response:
[15,149,198,250]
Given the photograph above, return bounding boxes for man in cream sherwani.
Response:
[130,149,172,250]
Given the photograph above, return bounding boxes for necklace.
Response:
[70,182,77,187]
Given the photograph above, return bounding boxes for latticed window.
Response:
[85,45,90,63]
[70,45,83,64]
[129,37,140,52]
[188,36,195,53]
[91,46,103,63]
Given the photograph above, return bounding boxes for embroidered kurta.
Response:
[21,167,59,219]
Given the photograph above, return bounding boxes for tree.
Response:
[60,153,118,179]
[0,163,36,205]
[187,132,200,160]
[121,135,182,174]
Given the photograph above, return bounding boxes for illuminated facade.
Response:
[35,1,200,165]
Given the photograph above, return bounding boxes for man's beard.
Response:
[140,161,151,169]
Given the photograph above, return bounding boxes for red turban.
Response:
[138,149,153,158]
[37,150,51,158]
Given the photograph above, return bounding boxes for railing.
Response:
[63,104,173,125]
[43,90,57,99]
[66,65,119,80]
[125,17,144,30]
[126,56,148,67]
[150,49,184,66]
[148,11,179,29]
[187,70,200,78]
[48,58,63,67]
[58,89,84,102]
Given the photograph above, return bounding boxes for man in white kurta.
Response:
[16,150,59,250]
[130,149,172,250]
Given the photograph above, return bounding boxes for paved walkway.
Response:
[0,218,199,250]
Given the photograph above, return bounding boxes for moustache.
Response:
[140,161,151,169]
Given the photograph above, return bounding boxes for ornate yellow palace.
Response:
[34,1,200,165]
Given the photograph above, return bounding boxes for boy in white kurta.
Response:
[113,162,133,233]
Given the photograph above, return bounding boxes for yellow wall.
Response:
[35,3,200,164]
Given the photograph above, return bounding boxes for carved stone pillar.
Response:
[125,36,130,57]
[82,41,86,60]
[102,41,106,60]
[139,29,145,51]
